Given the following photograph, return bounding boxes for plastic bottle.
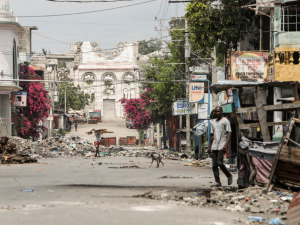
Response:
[248,216,265,222]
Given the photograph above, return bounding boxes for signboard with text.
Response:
[231,52,268,82]
[189,82,205,103]
[11,92,27,107]
[198,104,208,119]
[172,101,197,115]
[191,74,207,81]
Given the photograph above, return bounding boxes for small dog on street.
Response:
[149,152,164,168]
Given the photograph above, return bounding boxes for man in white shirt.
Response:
[208,106,233,187]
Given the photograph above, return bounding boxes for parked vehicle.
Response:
[126,119,133,129]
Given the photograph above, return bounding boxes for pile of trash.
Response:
[164,186,292,221]
[7,136,96,159]
[0,137,37,164]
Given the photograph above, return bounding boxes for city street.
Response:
[0,120,246,225]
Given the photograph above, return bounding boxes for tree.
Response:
[57,77,94,111]
[12,64,52,139]
[138,38,163,55]
[142,56,185,148]
[119,96,153,130]
[185,0,259,55]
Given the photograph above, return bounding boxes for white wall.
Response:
[0,26,19,85]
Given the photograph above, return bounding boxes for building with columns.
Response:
[71,41,141,118]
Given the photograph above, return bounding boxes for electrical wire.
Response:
[20,20,155,27]
[48,0,138,2]
[36,31,153,38]
[17,0,156,18]
[1,34,171,55]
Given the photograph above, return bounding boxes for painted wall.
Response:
[0,25,19,85]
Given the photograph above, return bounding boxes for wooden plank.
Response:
[266,118,295,192]
[279,152,300,165]
[239,121,288,130]
[292,83,300,117]
[235,102,300,113]
[245,149,257,184]
[254,86,271,142]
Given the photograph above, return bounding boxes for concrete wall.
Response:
[0,25,20,85]
[0,94,11,136]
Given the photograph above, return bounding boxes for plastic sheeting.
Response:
[192,120,209,136]
[239,136,279,154]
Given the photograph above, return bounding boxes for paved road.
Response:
[0,157,245,225]
[69,118,139,143]
[0,118,248,225]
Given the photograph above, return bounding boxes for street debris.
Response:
[133,186,295,223]
[0,137,37,164]
[7,135,96,159]
[160,175,193,179]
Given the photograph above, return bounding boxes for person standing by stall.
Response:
[208,106,233,187]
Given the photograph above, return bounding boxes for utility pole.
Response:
[211,46,218,107]
[64,87,66,113]
[185,18,191,151]
[157,123,161,149]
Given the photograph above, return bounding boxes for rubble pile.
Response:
[7,136,96,158]
[163,186,292,216]
[0,137,37,164]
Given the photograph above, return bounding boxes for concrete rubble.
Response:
[7,135,96,159]
[0,137,37,164]
[134,186,294,223]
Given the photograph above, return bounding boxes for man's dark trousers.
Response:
[212,150,231,183]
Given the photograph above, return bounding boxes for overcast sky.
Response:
[9,0,186,54]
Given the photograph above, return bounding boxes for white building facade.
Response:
[0,0,23,136]
[71,41,141,118]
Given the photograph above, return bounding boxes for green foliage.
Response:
[59,128,68,134]
[104,80,112,87]
[142,56,185,122]
[58,61,67,68]
[52,129,59,136]
[57,77,94,110]
[138,129,146,140]
[185,0,259,55]
[138,38,163,55]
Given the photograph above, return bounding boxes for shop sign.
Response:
[11,92,27,107]
[189,82,205,103]
[172,101,197,115]
[231,52,268,82]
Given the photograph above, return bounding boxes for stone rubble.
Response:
[7,135,96,159]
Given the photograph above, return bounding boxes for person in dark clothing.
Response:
[208,106,232,187]
[74,122,78,131]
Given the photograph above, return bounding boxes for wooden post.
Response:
[254,86,271,142]
[267,118,295,191]
[292,83,300,117]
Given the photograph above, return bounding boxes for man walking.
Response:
[208,106,232,187]
[74,122,78,132]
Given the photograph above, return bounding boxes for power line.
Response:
[1,35,171,55]
[47,0,137,2]
[17,0,156,18]
[35,32,154,38]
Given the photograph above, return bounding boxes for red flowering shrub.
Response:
[12,65,52,139]
[120,94,153,130]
